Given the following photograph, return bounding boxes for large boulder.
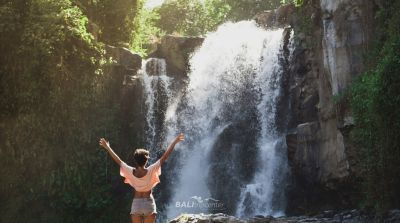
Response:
[149,35,204,78]
[105,45,142,74]
[169,213,244,223]
[254,4,296,28]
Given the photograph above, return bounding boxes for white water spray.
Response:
[158,21,288,220]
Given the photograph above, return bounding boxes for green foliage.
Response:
[74,0,139,45]
[203,0,232,32]
[224,0,281,21]
[0,0,126,221]
[281,0,303,7]
[155,0,230,36]
[332,90,349,104]
[350,0,400,213]
[297,8,312,35]
[153,0,286,36]
[130,0,164,56]
[75,0,161,57]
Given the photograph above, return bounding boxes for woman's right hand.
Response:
[99,138,110,149]
[160,133,185,165]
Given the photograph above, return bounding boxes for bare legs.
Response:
[131,213,156,223]
[131,214,142,223]
[144,213,156,223]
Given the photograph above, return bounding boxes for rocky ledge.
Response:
[169,210,400,223]
[148,35,204,78]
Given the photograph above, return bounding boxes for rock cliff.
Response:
[254,0,377,214]
[104,46,145,150]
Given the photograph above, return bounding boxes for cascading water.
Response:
[140,58,173,151]
[151,21,291,221]
[235,30,293,218]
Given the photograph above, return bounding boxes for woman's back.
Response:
[120,159,162,195]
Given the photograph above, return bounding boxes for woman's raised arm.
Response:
[99,138,123,166]
[160,133,185,165]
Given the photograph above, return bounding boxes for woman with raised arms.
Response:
[99,133,185,223]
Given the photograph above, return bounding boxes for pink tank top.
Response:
[119,159,162,192]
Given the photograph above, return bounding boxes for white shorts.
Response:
[130,197,157,216]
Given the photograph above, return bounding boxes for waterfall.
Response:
[235,29,293,218]
[140,58,173,151]
[153,21,290,221]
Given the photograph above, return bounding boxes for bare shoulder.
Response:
[149,159,162,169]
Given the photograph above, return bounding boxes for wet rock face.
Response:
[288,122,320,183]
[149,35,204,78]
[284,0,377,214]
[145,58,167,76]
[317,0,374,183]
[106,45,142,74]
[316,2,373,190]
[104,46,145,152]
[320,0,373,96]
[208,121,259,214]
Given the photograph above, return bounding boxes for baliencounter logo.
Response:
[174,195,225,211]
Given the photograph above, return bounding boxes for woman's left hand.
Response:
[174,133,185,144]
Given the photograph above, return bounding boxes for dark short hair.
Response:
[134,148,150,167]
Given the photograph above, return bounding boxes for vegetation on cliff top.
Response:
[351,0,400,214]
[133,0,284,55]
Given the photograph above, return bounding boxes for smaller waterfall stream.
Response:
[140,58,173,151]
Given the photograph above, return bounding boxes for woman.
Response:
[99,133,185,223]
